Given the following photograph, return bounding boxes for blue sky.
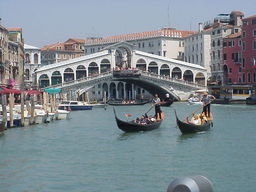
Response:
[0,0,255,47]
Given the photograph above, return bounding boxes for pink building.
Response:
[241,15,256,84]
[223,32,242,84]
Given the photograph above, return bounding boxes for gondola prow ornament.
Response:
[167,175,213,192]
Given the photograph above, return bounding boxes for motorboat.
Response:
[187,97,203,105]
[58,101,93,111]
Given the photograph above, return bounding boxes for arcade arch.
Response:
[148,61,158,74]
[160,64,170,76]
[136,59,147,71]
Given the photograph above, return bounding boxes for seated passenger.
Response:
[190,114,201,125]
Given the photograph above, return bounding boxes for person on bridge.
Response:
[152,94,162,120]
[201,92,215,117]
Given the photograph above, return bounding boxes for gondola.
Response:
[108,100,149,106]
[174,110,213,134]
[113,108,164,132]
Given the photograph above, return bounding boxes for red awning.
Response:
[0,86,22,94]
[23,90,43,95]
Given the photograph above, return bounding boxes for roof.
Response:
[24,44,40,50]
[85,28,195,45]
[65,38,85,44]
[225,32,241,39]
[7,28,22,32]
[230,11,244,16]
[41,42,65,51]
[243,14,256,20]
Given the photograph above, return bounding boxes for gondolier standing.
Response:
[152,94,162,120]
[201,92,215,117]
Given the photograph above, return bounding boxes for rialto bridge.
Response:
[35,42,207,101]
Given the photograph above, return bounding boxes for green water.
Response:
[0,103,256,192]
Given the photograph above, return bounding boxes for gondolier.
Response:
[201,92,215,117]
[152,94,162,119]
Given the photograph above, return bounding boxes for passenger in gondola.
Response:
[152,94,162,120]
[190,114,201,125]
[201,92,216,117]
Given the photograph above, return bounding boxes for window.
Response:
[212,41,215,47]
[243,31,246,38]
[138,43,141,48]
[223,54,227,60]
[242,42,245,50]
[229,68,232,73]
[217,30,221,34]
[217,40,220,46]
[142,42,144,48]
[163,51,166,57]
[235,29,239,33]
[252,19,256,24]
[223,42,227,47]
[253,40,256,49]
[228,41,232,47]
[248,73,251,82]
[253,30,256,36]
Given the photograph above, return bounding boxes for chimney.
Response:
[198,22,203,32]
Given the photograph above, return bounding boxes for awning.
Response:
[43,88,62,94]
[0,86,22,94]
[23,90,43,95]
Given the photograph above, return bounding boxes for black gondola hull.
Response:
[113,108,163,132]
[175,111,212,134]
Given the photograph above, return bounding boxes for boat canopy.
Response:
[0,86,22,94]
[43,88,62,94]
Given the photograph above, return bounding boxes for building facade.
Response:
[184,24,212,76]
[24,44,42,86]
[0,25,9,85]
[84,28,195,61]
[223,32,242,84]
[241,15,256,84]
[41,38,85,65]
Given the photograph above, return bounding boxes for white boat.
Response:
[34,108,47,124]
[56,109,70,120]
[58,101,93,111]
[188,97,203,105]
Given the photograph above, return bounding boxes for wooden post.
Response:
[104,91,107,110]
[1,94,7,131]
[50,94,53,112]
[20,92,25,126]
[30,95,35,124]
[9,93,14,127]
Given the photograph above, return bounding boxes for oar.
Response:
[144,104,155,115]
[184,99,215,121]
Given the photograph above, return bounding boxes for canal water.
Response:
[0,102,256,192]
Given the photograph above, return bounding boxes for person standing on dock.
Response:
[201,92,215,117]
[152,94,162,120]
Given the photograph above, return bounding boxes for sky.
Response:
[0,0,255,48]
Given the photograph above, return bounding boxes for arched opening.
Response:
[76,65,86,79]
[148,62,158,74]
[125,83,132,100]
[64,68,74,82]
[117,82,124,99]
[115,47,132,68]
[171,67,182,79]
[136,59,146,71]
[25,53,30,63]
[183,70,193,82]
[34,53,39,64]
[195,72,205,86]
[160,64,170,76]
[102,83,109,99]
[109,82,116,99]
[88,62,99,76]
[100,59,111,73]
[51,71,62,85]
[223,65,228,84]
[25,69,30,80]
[39,74,49,88]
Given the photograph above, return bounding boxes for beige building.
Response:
[84,28,195,61]
[41,38,85,65]
[0,25,9,85]
[0,26,24,88]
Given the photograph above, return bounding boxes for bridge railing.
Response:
[141,71,206,89]
[43,71,112,89]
